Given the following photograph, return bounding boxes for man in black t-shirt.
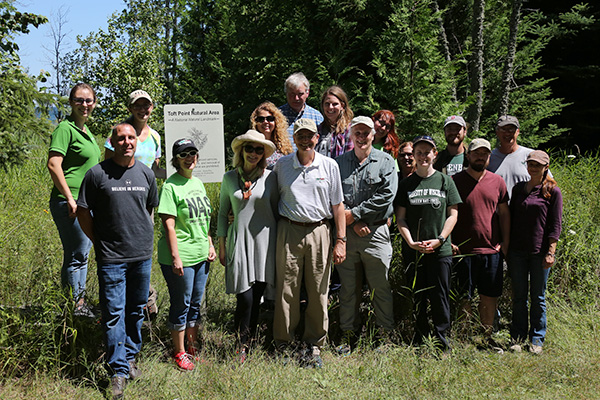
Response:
[77,123,158,399]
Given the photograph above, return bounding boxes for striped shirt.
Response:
[274,151,343,223]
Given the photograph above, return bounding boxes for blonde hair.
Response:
[232,141,268,171]
[249,102,293,155]
[320,86,354,136]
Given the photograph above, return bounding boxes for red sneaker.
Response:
[173,352,194,371]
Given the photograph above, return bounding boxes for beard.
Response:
[470,162,486,172]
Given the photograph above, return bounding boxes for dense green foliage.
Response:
[0,1,54,168]
[55,0,594,149]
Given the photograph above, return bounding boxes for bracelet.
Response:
[547,252,555,257]
[210,245,215,249]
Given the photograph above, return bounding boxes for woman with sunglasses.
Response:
[104,90,166,179]
[47,83,101,317]
[158,139,216,371]
[398,141,416,180]
[249,101,293,169]
[372,110,401,171]
[218,130,278,363]
[394,135,461,352]
[316,85,354,158]
[508,150,562,355]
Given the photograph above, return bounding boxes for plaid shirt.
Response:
[279,103,324,150]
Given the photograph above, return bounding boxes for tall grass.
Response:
[1,140,599,398]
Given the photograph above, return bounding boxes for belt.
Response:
[282,216,327,228]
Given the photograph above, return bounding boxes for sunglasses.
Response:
[375,118,391,130]
[255,115,275,123]
[399,152,413,158]
[243,145,265,155]
[176,150,198,159]
[73,98,95,105]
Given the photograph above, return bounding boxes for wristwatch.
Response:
[437,235,447,244]
[337,236,347,242]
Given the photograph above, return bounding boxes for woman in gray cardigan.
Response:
[218,130,278,363]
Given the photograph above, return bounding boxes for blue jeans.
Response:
[98,259,152,377]
[49,197,92,301]
[161,261,210,331]
[508,250,550,346]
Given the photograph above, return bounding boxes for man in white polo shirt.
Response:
[273,118,346,368]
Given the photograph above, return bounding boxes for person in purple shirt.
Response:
[508,150,562,355]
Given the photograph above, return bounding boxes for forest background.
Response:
[1,0,600,398]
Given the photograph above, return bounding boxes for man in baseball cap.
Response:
[452,138,510,341]
[487,115,534,198]
[434,115,469,176]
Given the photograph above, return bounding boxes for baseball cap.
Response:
[444,115,466,128]
[413,135,436,149]
[468,138,492,152]
[172,138,198,157]
[293,118,318,135]
[128,90,153,106]
[526,150,550,165]
[496,115,520,129]
[350,116,375,130]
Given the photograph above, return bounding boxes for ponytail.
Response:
[541,170,557,199]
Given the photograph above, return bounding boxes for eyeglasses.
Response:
[243,145,265,155]
[176,150,198,159]
[73,98,95,105]
[255,115,275,123]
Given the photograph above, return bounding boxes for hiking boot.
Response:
[128,359,141,380]
[173,351,194,371]
[110,375,127,399]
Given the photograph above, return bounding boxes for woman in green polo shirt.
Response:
[47,83,101,317]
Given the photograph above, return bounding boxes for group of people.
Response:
[48,73,562,398]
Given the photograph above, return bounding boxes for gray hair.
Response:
[284,72,310,93]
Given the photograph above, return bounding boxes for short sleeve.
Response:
[157,182,178,217]
[49,123,71,156]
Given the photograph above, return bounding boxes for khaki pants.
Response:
[273,220,332,348]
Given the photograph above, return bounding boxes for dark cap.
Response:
[496,115,520,129]
[413,135,436,149]
[172,138,198,157]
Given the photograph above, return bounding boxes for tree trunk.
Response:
[467,0,485,132]
[499,0,523,116]
[433,0,457,104]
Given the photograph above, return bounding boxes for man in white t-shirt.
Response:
[487,115,534,198]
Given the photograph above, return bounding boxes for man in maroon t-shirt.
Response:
[452,138,510,336]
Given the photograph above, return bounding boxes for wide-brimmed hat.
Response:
[232,130,276,158]
[496,115,520,129]
[128,89,153,106]
[172,138,198,157]
[526,150,550,166]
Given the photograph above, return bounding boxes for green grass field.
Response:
[1,140,599,399]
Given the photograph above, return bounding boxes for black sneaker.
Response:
[111,375,127,399]
[300,346,323,369]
